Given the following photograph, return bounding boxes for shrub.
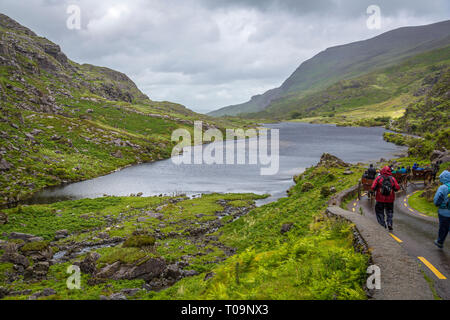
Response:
[301,182,314,192]
[320,186,331,198]
[20,241,49,253]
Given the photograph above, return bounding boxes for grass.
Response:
[0,164,370,300]
[409,191,438,218]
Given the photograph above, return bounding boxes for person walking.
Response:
[371,166,400,231]
[434,170,450,249]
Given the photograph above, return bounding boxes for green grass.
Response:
[409,191,438,218]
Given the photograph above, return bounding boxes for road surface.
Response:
[348,183,450,299]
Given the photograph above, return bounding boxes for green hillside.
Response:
[209,20,450,119]
[0,13,253,205]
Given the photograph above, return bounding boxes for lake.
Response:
[27,122,406,205]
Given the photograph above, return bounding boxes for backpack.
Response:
[446,183,450,210]
[380,175,393,196]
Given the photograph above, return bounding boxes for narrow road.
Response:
[347,183,450,299]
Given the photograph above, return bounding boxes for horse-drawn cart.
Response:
[392,173,408,191]
[409,169,433,186]
[357,178,375,205]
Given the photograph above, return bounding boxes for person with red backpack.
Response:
[371,166,400,231]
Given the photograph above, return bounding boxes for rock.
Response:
[109,293,127,300]
[147,212,163,219]
[343,170,354,175]
[0,287,8,299]
[80,252,101,275]
[54,229,69,240]
[111,150,123,159]
[28,236,44,242]
[96,261,121,279]
[0,252,29,267]
[0,212,7,225]
[115,258,166,281]
[121,288,140,297]
[86,109,94,113]
[318,153,350,168]
[28,288,56,300]
[330,186,337,194]
[137,217,148,223]
[97,232,109,239]
[182,270,199,277]
[430,149,450,164]
[0,158,13,171]
[204,272,215,281]
[8,232,37,241]
[164,264,182,280]
[281,223,294,234]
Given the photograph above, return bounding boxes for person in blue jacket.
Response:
[434,170,450,249]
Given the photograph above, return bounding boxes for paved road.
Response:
[348,183,450,300]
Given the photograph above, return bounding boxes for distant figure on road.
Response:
[367,164,377,179]
[434,170,450,249]
[371,166,400,231]
[413,163,424,171]
[398,166,407,174]
[432,161,442,182]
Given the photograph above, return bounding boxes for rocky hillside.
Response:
[209,20,450,118]
[0,13,250,205]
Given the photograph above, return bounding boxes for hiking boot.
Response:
[388,226,393,231]
[434,240,444,249]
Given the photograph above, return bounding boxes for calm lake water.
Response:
[28,122,406,205]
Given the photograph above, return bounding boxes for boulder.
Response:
[113,258,166,281]
[318,153,350,168]
[281,223,294,234]
[80,252,101,275]
[54,229,69,240]
[96,261,121,279]
[28,288,56,300]
[164,264,182,280]
[8,232,37,241]
[0,158,13,171]
[111,150,123,159]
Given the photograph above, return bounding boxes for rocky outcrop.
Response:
[318,153,350,168]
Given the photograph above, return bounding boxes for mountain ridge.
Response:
[209,19,450,118]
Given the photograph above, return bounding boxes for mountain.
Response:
[0,13,247,205]
[209,20,450,118]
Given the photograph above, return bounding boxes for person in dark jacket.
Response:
[367,164,377,179]
[371,166,400,231]
[434,170,450,249]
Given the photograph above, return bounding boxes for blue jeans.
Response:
[375,202,394,228]
[437,214,450,245]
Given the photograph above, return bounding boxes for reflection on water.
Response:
[28,123,406,206]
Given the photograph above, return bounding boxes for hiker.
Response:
[413,163,424,171]
[367,164,377,179]
[434,170,450,249]
[371,166,400,231]
[399,166,407,174]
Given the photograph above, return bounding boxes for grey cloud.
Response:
[0,0,448,113]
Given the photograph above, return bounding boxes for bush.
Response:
[20,241,49,253]
[301,182,314,192]
[320,186,331,198]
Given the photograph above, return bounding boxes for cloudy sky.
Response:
[1,1,449,113]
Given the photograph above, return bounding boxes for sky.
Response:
[1,1,449,113]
